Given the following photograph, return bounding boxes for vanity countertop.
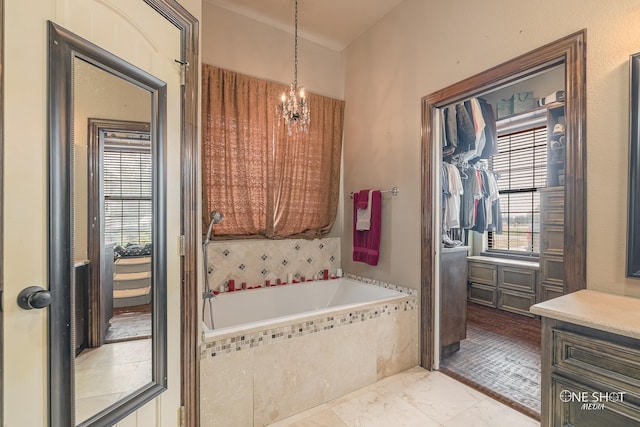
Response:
[530,289,640,340]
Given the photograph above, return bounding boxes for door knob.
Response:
[17,286,53,310]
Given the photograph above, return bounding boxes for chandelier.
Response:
[277,0,310,135]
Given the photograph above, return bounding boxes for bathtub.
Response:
[203,277,408,338]
[200,277,419,426]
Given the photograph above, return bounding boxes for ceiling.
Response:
[205,0,405,51]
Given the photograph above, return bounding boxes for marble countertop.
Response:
[467,255,539,269]
[530,290,640,340]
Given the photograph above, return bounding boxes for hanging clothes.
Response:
[443,163,463,230]
[454,102,476,155]
[479,99,498,159]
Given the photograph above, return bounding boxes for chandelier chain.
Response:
[294,0,298,87]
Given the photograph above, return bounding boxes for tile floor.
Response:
[269,367,540,427]
[75,338,152,423]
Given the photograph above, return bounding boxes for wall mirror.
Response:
[48,21,167,426]
[628,53,640,278]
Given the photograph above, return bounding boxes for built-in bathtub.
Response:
[200,277,419,426]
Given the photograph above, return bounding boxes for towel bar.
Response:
[349,186,399,199]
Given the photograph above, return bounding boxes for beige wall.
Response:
[202,2,344,99]
[342,0,640,297]
[201,2,345,237]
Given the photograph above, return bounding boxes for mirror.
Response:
[628,53,640,278]
[48,21,167,427]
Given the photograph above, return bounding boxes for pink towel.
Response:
[356,189,370,209]
[353,190,381,266]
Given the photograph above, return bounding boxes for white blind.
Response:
[489,126,547,253]
[103,142,152,246]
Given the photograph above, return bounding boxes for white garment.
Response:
[356,190,373,230]
[445,164,464,229]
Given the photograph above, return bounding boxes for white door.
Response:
[4,1,183,425]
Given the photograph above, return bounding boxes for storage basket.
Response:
[514,91,535,114]
[496,95,513,119]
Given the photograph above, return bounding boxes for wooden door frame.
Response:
[143,1,200,425]
[420,30,587,369]
[87,118,151,349]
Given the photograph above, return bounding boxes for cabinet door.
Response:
[468,262,497,285]
[499,266,537,292]
[541,255,564,288]
[468,282,497,308]
[499,289,536,317]
[541,225,564,256]
[551,374,640,427]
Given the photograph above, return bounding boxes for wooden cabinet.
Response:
[467,256,538,316]
[440,246,469,358]
[539,187,564,303]
[540,319,640,427]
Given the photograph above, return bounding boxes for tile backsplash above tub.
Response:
[207,237,340,291]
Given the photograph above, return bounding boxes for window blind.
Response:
[488,126,547,253]
[103,138,152,246]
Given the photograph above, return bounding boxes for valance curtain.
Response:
[202,64,344,239]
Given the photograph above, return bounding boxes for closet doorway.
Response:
[420,31,587,418]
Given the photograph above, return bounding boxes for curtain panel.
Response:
[202,64,344,239]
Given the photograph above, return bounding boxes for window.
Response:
[102,132,152,246]
[488,125,547,253]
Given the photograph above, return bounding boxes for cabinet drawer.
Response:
[541,208,564,226]
[553,329,640,396]
[468,262,497,285]
[551,374,640,427]
[468,282,497,308]
[541,225,564,255]
[539,283,563,303]
[541,255,564,287]
[541,187,564,209]
[499,289,536,317]
[499,266,537,293]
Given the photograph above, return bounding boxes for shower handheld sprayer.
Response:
[203,210,224,329]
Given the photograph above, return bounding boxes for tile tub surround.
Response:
[200,294,418,426]
[206,237,340,292]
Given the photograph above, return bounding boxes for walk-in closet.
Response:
[435,63,567,419]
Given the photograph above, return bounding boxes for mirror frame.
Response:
[0,0,4,423]
[628,53,640,278]
[48,21,167,427]
[420,30,587,370]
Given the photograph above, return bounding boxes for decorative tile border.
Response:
[343,273,418,297]
[207,237,340,292]
[201,297,416,360]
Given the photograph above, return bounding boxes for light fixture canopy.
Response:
[277,0,310,135]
